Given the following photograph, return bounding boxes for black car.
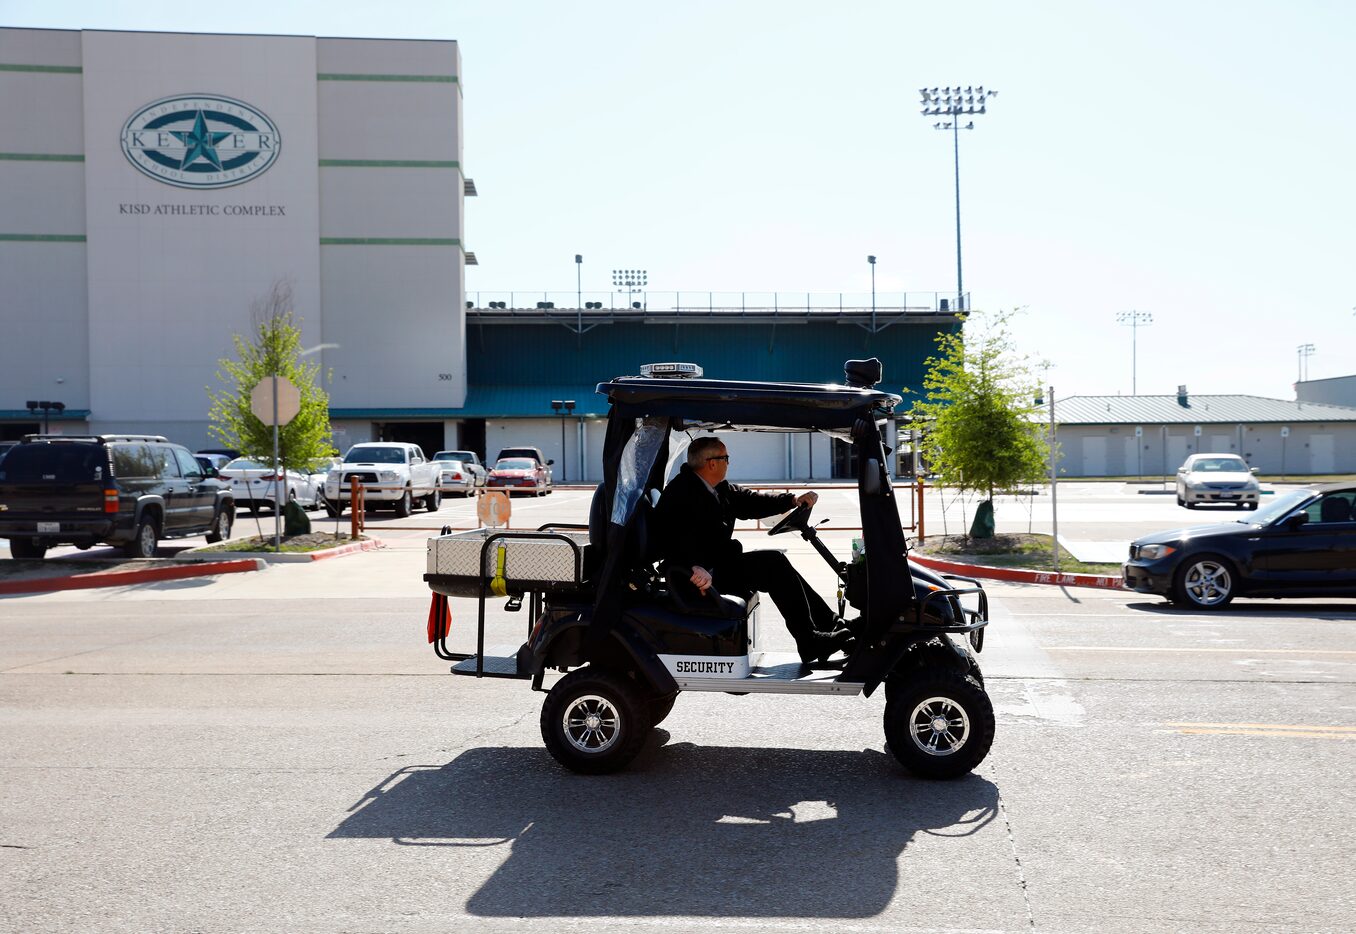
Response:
[1123,483,1356,608]
[0,435,234,560]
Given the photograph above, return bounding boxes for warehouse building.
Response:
[1050,388,1356,477]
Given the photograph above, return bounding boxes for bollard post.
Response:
[350,477,364,539]
[916,479,926,542]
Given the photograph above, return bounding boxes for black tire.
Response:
[1185,501,1197,509]
[649,693,677,727]
[122,516,159,558]
[1171,553,1237,609]
[325,500,344,518]
[425,489,442,511]
[884,667,995,780]
[540,668,653,774]
[205,506,233,544]
[1246,502,1258,511]
[393,488,413,518]
[8,538,48,560]
[1176,495,1184,507]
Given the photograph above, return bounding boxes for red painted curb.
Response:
[307,539,385,561]
[0,559,263,596]
[910,553,1126,590]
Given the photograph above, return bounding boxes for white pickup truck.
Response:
[324,442,440,517]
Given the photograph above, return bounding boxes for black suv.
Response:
[0,435,234,560]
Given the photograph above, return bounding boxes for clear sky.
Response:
[5,0,1353,401]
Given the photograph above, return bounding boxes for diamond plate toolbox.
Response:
[427,528,588,588]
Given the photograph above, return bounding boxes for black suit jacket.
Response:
[655,464,796,572]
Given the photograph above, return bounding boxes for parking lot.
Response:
[2,483,1353,932]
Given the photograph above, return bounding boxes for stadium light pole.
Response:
[867,255,877,332]
[1116,310,1154,395]
[612,269,648,309]
[1297,343,1315,383]
[920,86,996,312]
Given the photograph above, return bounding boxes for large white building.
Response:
[0,28,469,455]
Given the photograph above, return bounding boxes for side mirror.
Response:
[1284,512,1309,530]
[204,467,218,479]
[1250,467,1260,475]
[547,459,555,466]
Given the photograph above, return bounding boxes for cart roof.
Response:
[597,376,901,431]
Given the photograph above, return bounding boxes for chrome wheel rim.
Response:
[1184,561,1231,606]
[562,694,621,754]
[137,523,155,556]
[909,696,970,757]
[218,512,231,539]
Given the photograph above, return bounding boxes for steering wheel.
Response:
[768,500,812,537]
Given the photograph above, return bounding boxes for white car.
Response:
[219,458,325,512]
[323,442,440,517]
[432,450,487,496]
[1175,453,1261,510]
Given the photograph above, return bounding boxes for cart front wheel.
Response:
[884,667,994,780]
[541,668,652,774]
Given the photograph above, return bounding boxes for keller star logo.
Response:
[120,94,282,189]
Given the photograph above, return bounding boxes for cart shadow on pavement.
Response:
[328,740,1000,918]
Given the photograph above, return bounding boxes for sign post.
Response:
[250,375,302,550]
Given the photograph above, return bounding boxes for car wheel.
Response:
[883,667,994,780]
[325,499,344,518]
[649,692,677,727]
[426,489,442,511]
[1246,502,1258,511]
[1185,501,1197,509]
[393,488,413,518]
[8,538,48,560]
[205,507,233,544]
[1176,495,1185,507]
[540,668,653,774]
[122,516,159,558]
[1172,553,1237,609]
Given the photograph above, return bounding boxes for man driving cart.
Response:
[656,436,856,665]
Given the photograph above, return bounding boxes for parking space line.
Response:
[1165,722,1355,739]
[1050,646,1356,655]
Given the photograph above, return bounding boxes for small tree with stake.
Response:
[206,282,337,472]
[906,309,1050,539]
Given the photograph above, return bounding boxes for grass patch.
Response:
[196,532,367,555]
[912,533,1120,575]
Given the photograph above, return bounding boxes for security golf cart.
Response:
[423,359,993,779]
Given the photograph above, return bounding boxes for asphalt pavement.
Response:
[1,484,1353,932]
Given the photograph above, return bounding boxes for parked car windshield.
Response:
[435,451,475,462]
[224,458,269,471]
[0,443,104,483]
[345,447,406,464]
[494,458,535,470]
[1191,456,1248,472]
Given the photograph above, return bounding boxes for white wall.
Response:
[80,31,323,432]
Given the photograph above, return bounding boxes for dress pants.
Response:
[712,549,837,654]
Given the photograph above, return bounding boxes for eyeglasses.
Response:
[706,455,730,462]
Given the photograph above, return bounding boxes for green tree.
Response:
[206,283,337,471]
[906,310,1051,537]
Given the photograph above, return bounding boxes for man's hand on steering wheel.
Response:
[768,494,816,536]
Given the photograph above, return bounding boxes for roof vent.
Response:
[640,362,703,379]
[1177,384,1189,407]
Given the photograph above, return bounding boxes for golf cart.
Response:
[423,359,993,779]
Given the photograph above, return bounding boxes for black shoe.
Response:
[800,628,856,665]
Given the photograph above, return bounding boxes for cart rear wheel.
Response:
[541,668,652,774]
[884,667,994,780]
